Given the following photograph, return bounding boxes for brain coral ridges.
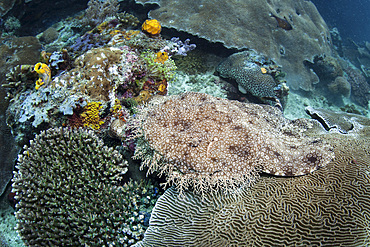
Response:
[134,117,370,246]
[129,92,334,196]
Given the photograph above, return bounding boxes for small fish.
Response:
[270,13,293,31]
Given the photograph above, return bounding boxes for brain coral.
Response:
[12,127,143,246]
[135,0,333,91]
[131,92,334,194]
[216,51,280,99]
[134,111,370,246]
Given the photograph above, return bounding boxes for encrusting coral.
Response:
[12,127,161,246]
[130,92,334,195]
[81,101,105,130]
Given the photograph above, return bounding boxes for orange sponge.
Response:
[142,19,161,35]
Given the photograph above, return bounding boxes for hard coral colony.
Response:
[81,101,104,130]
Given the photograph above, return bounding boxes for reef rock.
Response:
[0,115,19,197]
[136,0,333,91]
[0,0,16,18]
[134,110,370,247]
[0,36,41,196]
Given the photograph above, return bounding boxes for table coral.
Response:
[305,106,370,134]
[135,0,334,91]
[130,92,334,195]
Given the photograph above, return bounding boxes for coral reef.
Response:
[108,29,169,52]
[135,0,333,91]
[305,55,343,81]
[0,36,41,112]
[216,51,287,102]
[3,16,21,34]
[327,76,351,97]
[2,64,36,100]
[130,92,334,195]
[116,12,140,29]
[169,37,196,56]
[0,36,41,199]
[53,46,141,102]
[344,66,370,107]
[173,50,209,75]
[82,0,120,28]
[139,51,177,83]
[38,27,59,44]
[52,45,176,105]
[305,106,370,134]
[81,101,105,130]
[6,87,74,129]
[168,72,227,98]
[4,20,181,150]
[47,49,72,71]
[69,32,106,55]
[134,110,370,246]
[12,127,161,246]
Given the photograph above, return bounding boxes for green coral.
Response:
[140,51,177,82]
[12,127,161,246]
[173,51,209,75]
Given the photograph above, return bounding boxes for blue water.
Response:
[312,0,370,43]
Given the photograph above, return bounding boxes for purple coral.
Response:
[170,37,196,56]
[70,33,105,54]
